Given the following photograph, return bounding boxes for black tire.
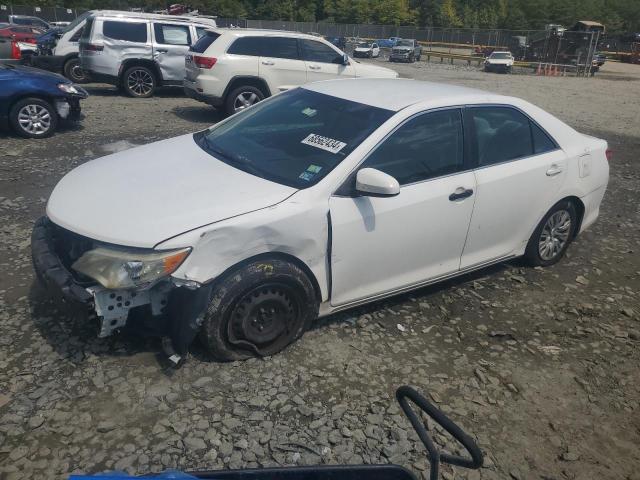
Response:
[409,53,415,62]
[200,259,318,361]
[224,85,265,116]
[9,97,58,139]
[63,57,87,83]
[524,200,578,267]
[122,65,157,98]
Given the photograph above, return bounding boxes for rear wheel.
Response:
[525,200,577,267]
[63,57,87,83]
[224,85,265,116]
[9,98,58,138]
[123,65,157,98]
[200,259,318,361]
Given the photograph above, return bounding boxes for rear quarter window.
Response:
[227,36,263,56]
[190,31,220,53]
[103,21,147,43]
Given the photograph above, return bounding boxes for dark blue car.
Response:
[0,63,87,138]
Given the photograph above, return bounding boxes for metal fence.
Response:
[0,4,79,22]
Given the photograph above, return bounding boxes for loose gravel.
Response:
[0,59,639,480]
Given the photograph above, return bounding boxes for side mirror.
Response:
[342,53,349,65]
[356,168,400,197]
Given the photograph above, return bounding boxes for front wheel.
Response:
[123,65,157,98]
[524,200,577,267]
[200,259,318,361]
[9,97,58,138]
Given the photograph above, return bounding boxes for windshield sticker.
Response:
[301,134,347,154]
[301,107,317,117]
[299,171,315,182]
[306,164,322,174]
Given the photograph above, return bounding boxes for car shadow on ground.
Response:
[82,84,187,98]
[27,259,514,372]
[172,105,225,124]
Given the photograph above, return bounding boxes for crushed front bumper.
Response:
[31,217,211,357]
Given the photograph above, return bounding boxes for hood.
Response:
[393,46,413,51]
[354,46,372,51]
[486,58,512,64]
[9,64,68,82]
[46,134,297,248]
[354,62,398,79]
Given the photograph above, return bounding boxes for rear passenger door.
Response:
[152,22,192,82]
[460,106,567,268]
[300,38,355,82]
[258,36,307,93]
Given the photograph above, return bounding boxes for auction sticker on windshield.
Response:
[301,134,347,154]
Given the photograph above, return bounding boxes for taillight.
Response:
[10,41,21,60]
[193,55,216,69]
[605,149,613,161]
[83,43,103,52]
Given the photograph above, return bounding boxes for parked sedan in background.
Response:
[0,63,87,137]
[0,24,46,43]
[353,41,380,58]
[34,78,608,363]
[390,38,421,62]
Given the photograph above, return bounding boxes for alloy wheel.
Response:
[17,104,52,136]
[127,69,154,96]
[233,91,260,112]
[538,210,571,260]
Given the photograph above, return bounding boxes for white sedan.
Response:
[33,79,609,362]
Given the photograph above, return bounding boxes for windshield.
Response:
[196,89,394,189]
[357,42,373,48]
[490,52,511,59]
[397,39,413,46]
[61,11,92,34]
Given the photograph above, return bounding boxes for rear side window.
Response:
[190,30,220,53]
[471,107,533,166]
[261,37,299,60]
[153,23,190,45]
[227,36,263,56]
[300,39,343,63]
[470,107,557,166]
[103,21,147,43]
[531,122,557,154]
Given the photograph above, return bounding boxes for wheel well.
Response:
[9,94,55,114]
[119,59,163,86]
[225,77,271,99]
[209,252,321,303]
[563,195,585,237]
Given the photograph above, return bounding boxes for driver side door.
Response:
[329,108,476,306]
[300,38,355,82]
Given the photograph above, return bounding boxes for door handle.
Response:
[546,165,563,176]
[261,60,275,65]
[156,48,168,53]
[308,64,321,70]
[449,188,474,201]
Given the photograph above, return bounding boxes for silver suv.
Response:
[78,11,217,97]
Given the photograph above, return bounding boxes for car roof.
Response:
[90,10,217,26]
[221,28,333,40]
[302,78,504,111]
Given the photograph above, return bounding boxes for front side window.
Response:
[261,37,299,60]
[227,36,263,56]
[153,23,190,46]
[102,21,147,43]
[300,39,343,64]
[362,109,465,186]
[196,88,394,189]
[470,106,556,166]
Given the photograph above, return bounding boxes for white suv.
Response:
[184,29,398,115]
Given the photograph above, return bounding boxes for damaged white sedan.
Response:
[32,78,609,362]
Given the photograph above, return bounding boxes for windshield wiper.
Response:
[200,135,264,179]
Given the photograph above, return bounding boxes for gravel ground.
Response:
[1,59,639,480]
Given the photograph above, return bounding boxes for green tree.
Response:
[438,0,461,26]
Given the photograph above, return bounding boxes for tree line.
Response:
[14,0,640,32]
